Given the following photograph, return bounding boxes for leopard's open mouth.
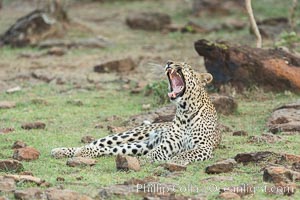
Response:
[166,67,186,100]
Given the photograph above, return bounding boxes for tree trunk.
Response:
[194,39,300,93]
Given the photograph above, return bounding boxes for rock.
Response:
[5,174,44,185]
[279,154,300,164]
[66,157,97,167]
[12,141,27,149]
[94,57,136,73]
[218,192,241,199]
[32,70,55,83]
[265,182,296,196]
[45,188,93,200]
[263,166,300,183]
[0,177,16,192]
[232,131,248,136]
[66,99,83,106]
[21,122,46,130]
[81,136,95,144]
[0,101,16,109]
[126,12,171,31]
[142,104,151,111]
[47,47,66,56]
[194,39,300,92]
[205,159,237,174]
[0,127,15,134]
[0,9,67,47]
[161,163,187,172]
[14,187,43,200]
[248,133,282,143]
[116,155,140,172]
[13,147,40,161]
[6,86,22,94]
[0,159,23,172]
[234,151,278,164]
[210,94,237,115]
[56,177,65,182]
[220,184,255,197]
[94,124,104,129]
[267,101,300,134]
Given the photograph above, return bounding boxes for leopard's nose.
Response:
[165,61,173,70]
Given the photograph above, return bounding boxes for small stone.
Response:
[12,141,27,149]
[142,104,151,110]
[66,157,97,167]
[13,147,40,161]
[0,128,15,134]
[76,176,83,181]
[0,101,16,109]
[0,177,16,192]
[161,163,187,172]
[232,130,248,136]
[94,57,136,73]
[280,153,300,164]
[21,122,46,130]
[81,136,95,144]
[220,184,255,197]
[206,159,237,174]
[95,124,104,129]
[14,187,43,200]
[116,155,141,172]
[66,99,83,106]
[263,166,300,184]
[56,177,65,182]
[6,86,21,94]
[218,192,241,199]
[0,159,23,172]
[234,151,277,164]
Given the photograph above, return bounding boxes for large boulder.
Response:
[267,101,300,134]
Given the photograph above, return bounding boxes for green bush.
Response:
[144,80,169,104]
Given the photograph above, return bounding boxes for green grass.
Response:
[0,84,299,199]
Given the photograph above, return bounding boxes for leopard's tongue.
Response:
[168,86,183,98]
[168,74,184,98]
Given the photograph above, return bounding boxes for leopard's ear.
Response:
[197,72,213,86]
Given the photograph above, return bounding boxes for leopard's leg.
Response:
[170,146,213,165]
[51,123,169,158]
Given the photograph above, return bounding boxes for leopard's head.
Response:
[165,61,213,105]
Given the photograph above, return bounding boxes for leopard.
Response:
[51,61,221,164]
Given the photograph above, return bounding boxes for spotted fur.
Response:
[51,61,221,164]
